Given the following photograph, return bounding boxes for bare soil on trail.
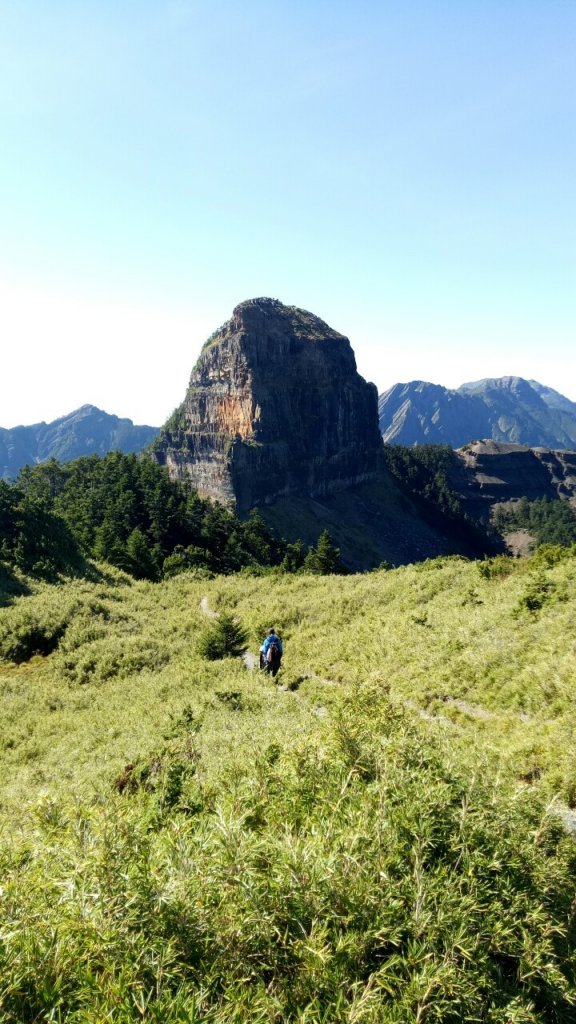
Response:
[199,596,218,619]
[504,530,534,557]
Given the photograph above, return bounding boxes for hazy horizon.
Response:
[2,347,576,432]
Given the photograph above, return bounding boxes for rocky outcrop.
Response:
[379,377,576,449]
[152,298,383,514]
[0,406,159,480]
[449,441,576,521]
[151,299,516,568]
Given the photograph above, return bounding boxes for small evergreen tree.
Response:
[126,528,159,581]
[197,613,249,660]
[304,530,345,574]
[280,540,306,573]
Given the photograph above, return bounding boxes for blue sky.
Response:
[1,0,574,427]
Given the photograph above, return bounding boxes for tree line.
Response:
[1,453,344,582]
[492,495,576,547]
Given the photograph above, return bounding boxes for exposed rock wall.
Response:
[152,298,383,513]
[450,441,576,520]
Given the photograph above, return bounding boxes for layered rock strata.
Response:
[450,441,576,520]
[152,298,383,513]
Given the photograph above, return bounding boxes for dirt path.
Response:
[555,804,576,835]
[441,698,494,720]
[199,596,218,619]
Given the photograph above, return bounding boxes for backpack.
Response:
[267,640,280,663]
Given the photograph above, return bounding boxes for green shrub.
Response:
[477,554,516,579]
[515,571,555,615]
[197,612,248,660]
[0,597,83,663]
[0,610,67,662]
[530,543,576,568]
[56,636,170,685]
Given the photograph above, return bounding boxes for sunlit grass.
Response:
[0,550,575,1019]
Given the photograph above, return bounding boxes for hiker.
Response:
[261,627,283,676]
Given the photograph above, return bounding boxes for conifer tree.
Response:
[126,528,159,581]
[304,530,344,574]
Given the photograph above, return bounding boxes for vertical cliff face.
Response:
[152,298,382,513]
[450,441,576,520]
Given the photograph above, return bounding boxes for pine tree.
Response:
[281,540,306,573]
[197,613,248,660]
[304,530,344,574]
[126,528,159,581]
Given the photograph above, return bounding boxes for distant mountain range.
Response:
[378,377,576,450]
[0,405,159,480]
[2,374,575,486]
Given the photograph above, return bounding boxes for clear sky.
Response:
[1,0,574,428]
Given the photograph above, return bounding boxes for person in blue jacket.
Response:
[260,627,283,676]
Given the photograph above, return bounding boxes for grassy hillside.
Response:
[0,551,575,1021]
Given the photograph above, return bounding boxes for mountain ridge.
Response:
[379,376,576,449]
[0,404,159,480]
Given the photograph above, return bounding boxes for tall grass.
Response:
[0,550,575,1019]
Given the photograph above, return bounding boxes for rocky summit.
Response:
[152,298,383,514]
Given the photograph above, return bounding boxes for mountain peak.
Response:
[0,408,160,480]
[459,376,537,398]
[153,299,380,512]
[379,376,576,449]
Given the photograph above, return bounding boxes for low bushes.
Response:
[0,597,81,663]
[0,688,574,1022]
[55,635,170,685]
[1,553,576,1020]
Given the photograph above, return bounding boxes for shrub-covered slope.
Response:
[0,553,575,1021]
